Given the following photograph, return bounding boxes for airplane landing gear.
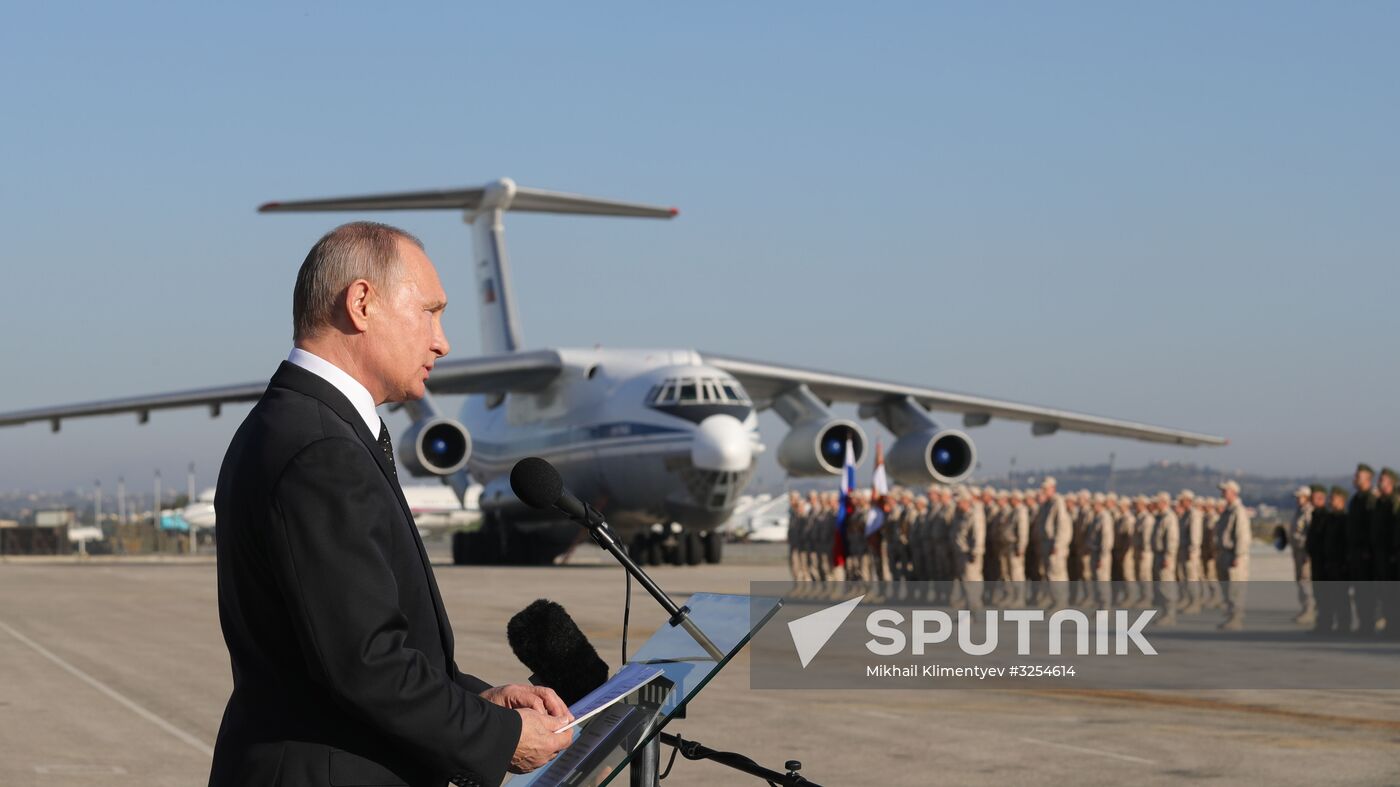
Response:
[701,531,723,564]
[683,531,703,566]
[629,533,651,566]
[450,515,567,565]
[457,519,725,567]
[452,514,504,565]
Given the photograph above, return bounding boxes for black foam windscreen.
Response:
[507,599,610,706]
[510,457,563,510]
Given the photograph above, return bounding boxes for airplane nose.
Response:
[691,414,753,472]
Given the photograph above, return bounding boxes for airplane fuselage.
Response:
[457,347,762,542]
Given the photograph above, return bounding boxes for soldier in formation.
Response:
[788,460,1400,640]
[780,471,1397,638]
[1304,465,1400,638]
[1289,485,1316,624]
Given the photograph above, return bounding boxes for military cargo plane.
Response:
[0,178,1226,565]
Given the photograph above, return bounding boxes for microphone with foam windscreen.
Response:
[507,599,610,706]
[510,456,726,662]
[510,457,604,527]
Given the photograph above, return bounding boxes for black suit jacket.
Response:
[209,362,520,787]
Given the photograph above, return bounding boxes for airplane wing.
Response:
[419,349,562,394]
[0,350,564,432]
[700,352,1227,447]
[0,382,268,432]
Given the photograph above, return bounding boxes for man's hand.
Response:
[481,684,572,721]
[508,708,574,774]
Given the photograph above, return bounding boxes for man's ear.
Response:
[344,279,373,333]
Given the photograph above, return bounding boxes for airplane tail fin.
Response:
[260,178,677,354]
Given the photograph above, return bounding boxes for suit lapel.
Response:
[269,362,458,663]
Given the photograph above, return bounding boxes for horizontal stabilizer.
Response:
[259,178,677,219]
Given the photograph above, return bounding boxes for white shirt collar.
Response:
[286,348,381,436]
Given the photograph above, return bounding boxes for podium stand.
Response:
[506,592,783,787]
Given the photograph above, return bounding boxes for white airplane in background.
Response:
[0,178,1226,566]
[181,489,218,531]
[174,484,476,542]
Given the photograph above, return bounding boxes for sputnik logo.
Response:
[787,595,864,668]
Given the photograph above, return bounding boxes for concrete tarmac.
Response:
[0,543,1397,786]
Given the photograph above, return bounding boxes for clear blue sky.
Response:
[2,2,1396,493]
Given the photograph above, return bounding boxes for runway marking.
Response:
[854,709,907,721]
[0,619,215,757]
[1017,736,1157,765]
[1020,689,1400,731]
[34,764,128,775]
[859,706,1153,764]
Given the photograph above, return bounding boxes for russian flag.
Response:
[865,440,889,536]
[833,438,856,567]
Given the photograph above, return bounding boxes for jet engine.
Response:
[398,417,472,477]
[886,428,977,485]
[777,419,866,476]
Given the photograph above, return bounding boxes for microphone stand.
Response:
[568,502,724,662]
[557,499,813,786]
[517,461,815,786]
[556,503,724,787]
[658,732,820,787]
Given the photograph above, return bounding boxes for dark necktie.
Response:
[377,420,396,475]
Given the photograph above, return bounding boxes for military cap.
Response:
[1106,492,1119,502]
[1308,483,1326,495]
[1218,480,1240,494]
[1156,491,1171,503]
[1294,485,1311,498]
[1092,492,1105,503]
[1010,489,1024,500]
[1178,489,1195,500]
[1357,463,1374,475]
[1381,467,1398,483]
[1042,476,1057,487]
[1330,485,1348,498]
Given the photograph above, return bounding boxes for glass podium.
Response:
[505,592,783,787]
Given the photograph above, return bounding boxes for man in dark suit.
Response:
[210,222,572,787]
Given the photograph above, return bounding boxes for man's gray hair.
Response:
[292,221,424,341]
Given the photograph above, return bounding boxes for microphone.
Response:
[507,599,610,706]
[510,457,602,527]
[508,457,726,662]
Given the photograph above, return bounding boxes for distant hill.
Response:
[769,461,1348,511]
[1005,461,1346,508]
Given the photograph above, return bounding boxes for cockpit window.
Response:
[648,377,751,406]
